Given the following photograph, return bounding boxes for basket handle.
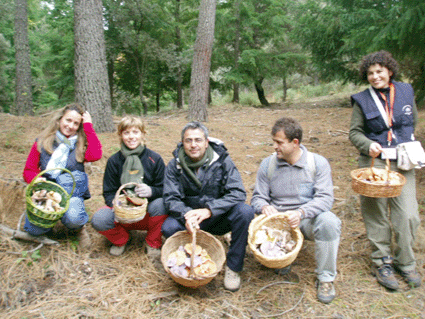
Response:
[113,182,140,204]
[189,229,197,278]
[370,155,391,183]
[29,168,76,197]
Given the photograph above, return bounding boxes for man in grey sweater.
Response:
[251,117,341,304]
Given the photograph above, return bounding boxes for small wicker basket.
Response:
[161,230,226,288]
[351,158,406,198]
[113,182,148,224]
[25,168,75,228]
[248,213,304,269]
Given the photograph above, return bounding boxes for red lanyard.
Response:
[379,82,395,145]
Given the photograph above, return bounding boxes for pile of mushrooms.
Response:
[253,226,296,258]
[166,243,217,278]
[356,168,403,185]
[31,189,63,213]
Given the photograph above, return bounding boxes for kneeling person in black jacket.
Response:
[162,121,254,291]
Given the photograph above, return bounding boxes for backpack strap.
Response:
[267,151,316,181]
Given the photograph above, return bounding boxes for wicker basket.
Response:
[351,161,406,198]
[248,213,304,269]
[25,168,75,228]
[113,182,148,224]
[161,230,226,288]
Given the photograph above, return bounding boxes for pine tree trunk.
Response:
[254,78,270,106]
[13,0,33,115]
[232,0,241,104]
[188,0,217,122]
[282,75,287,102]
[74,0,114,133]
[175,0,183,109]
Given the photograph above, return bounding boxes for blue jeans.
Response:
[162,203,255,272]
[24,197,89,236]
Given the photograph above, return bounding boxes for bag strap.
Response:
[267,151,316,180]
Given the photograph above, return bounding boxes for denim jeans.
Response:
[24,197,89,236]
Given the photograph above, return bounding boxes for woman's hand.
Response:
[134,183,152,198]
[82,111,92,124]
[369,142,382,158]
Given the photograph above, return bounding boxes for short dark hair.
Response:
[272,117,303,143]
[181,121,209,141]
[359,50,399,82]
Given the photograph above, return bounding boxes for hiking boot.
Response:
[274,265,292,276]
[316,281,336,304]
[372,257,399,290]
[110,244,126,256]
[394,266,422,288]
[224,265,241,292]
[76,226,91,250]
[146,245,164,272]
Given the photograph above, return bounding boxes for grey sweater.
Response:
[251,145,334,219]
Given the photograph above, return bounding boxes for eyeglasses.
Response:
[183,138,205,144]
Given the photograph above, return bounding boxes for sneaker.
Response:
[274,265,292,275]
[372,258,399,290]
[146,245,164,272]
[224,265,241,292]
[223,232,232,246]
[110,244,126,256]
[76,226,91,250]
[394,266,422,288]
[316,281,336,304]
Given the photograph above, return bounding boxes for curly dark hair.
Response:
[359,50,399,82]
[271,117,303,143]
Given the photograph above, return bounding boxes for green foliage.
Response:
[0,0,15,111]
[16,249,42,265]
[4,0,425,112]
[292,0,425,106]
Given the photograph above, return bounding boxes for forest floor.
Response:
[1,93,425,319]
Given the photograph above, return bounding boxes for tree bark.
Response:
[232,0,241,104]
[175,0,183,109]
[282,74,287,102]
[254,78,270,106]
[74,0,114,133]
[188,0,217,121]
[13,0,33,115]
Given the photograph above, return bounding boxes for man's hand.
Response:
[134,183,152,198]
[184,208,212,233]
[261,205,279,216]
[283,210,302,229]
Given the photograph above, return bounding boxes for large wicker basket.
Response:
[113,182,148,224]
[25,168,75,228]
[161,230,226,288]
[351,160,406,198]
[248,213,304,269]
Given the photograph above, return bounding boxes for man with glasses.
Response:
[162,121,254,291]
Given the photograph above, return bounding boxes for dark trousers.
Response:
[162,203,254,272]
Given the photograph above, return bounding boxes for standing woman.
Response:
[349,51,421,290]
[23,103,103,247]
[91,116,167,268]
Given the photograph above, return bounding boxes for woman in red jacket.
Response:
[23,103,102,247]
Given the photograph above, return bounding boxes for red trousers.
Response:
[98,212,166,248]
